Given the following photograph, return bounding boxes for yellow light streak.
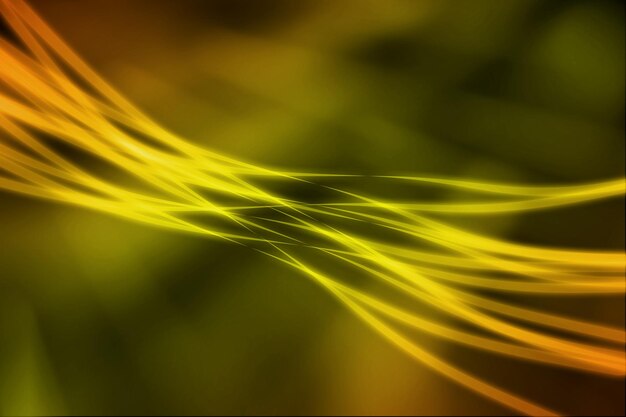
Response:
[0,1,624,415]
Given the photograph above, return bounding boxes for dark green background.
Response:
[1,0,624,414]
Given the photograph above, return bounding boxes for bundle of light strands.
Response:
[0,1,624,415]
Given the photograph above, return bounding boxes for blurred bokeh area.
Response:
[0,0,624,415]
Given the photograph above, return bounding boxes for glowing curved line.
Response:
[0,1,624,415]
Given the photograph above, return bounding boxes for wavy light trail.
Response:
[0,1,624,415]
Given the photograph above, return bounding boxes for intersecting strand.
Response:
[0,1,624,416]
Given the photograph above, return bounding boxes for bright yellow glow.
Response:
[0,1,624,415]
